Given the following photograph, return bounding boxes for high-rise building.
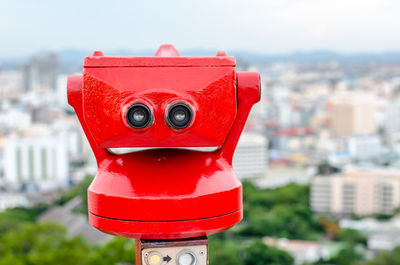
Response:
[384,99,400,142]
[22,54,59,92]
[233,133,268,179]
[311,168,400,215]
[329,91,377,138]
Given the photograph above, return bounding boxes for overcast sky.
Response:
[1,0,399,58]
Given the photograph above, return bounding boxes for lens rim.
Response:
[126,103,153,129]
[166,102,194,130]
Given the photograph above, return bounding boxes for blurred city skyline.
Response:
[4,2,400,263]
[1,0,400,58]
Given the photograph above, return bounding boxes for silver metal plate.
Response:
[142,244,208,265]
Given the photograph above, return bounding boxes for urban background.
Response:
[2,1,400,265]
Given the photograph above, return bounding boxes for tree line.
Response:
[0,177,398,265]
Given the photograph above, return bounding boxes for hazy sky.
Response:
[1,0,399,58]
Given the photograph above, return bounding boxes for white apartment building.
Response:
[52,121,91,164]
[317,135,382,166]
[3,132,69,191]
[263,237,324,265]
[0,107,32,131]
[368,232,400,251]
[0,193,28,212]
[233,133,268,179]
[0,70,23,93]
[347,135,382,161]
[311,168,400,215]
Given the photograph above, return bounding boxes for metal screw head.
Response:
[199,251,205,256]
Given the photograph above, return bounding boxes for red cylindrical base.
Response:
[87,149,243,239]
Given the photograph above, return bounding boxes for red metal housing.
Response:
[68,45,260,239]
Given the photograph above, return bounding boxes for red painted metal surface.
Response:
[68,45,260,239]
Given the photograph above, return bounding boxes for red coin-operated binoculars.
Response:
[68,45,260,265]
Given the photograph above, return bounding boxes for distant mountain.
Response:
[273,51,400,63]
[225,50,400,64]
[2,49,400,71]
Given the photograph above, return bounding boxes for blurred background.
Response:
[1,0,400,264]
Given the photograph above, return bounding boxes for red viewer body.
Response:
[67,45,260,239]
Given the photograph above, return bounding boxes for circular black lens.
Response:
[126,103,152,129]
[167,103,193,129]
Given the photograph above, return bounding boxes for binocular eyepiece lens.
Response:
[174,110,187,122]
[133,111,145,122]
[126,103,152,129]
[167,103,193,129]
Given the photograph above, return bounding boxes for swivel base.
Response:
[89,210,242,239]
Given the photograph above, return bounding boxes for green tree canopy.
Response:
[0,222,135,265]
[243,240,294,265]
[209,239,243,265]
[0,222,91,265]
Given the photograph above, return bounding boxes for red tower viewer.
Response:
[68,45,260,240]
